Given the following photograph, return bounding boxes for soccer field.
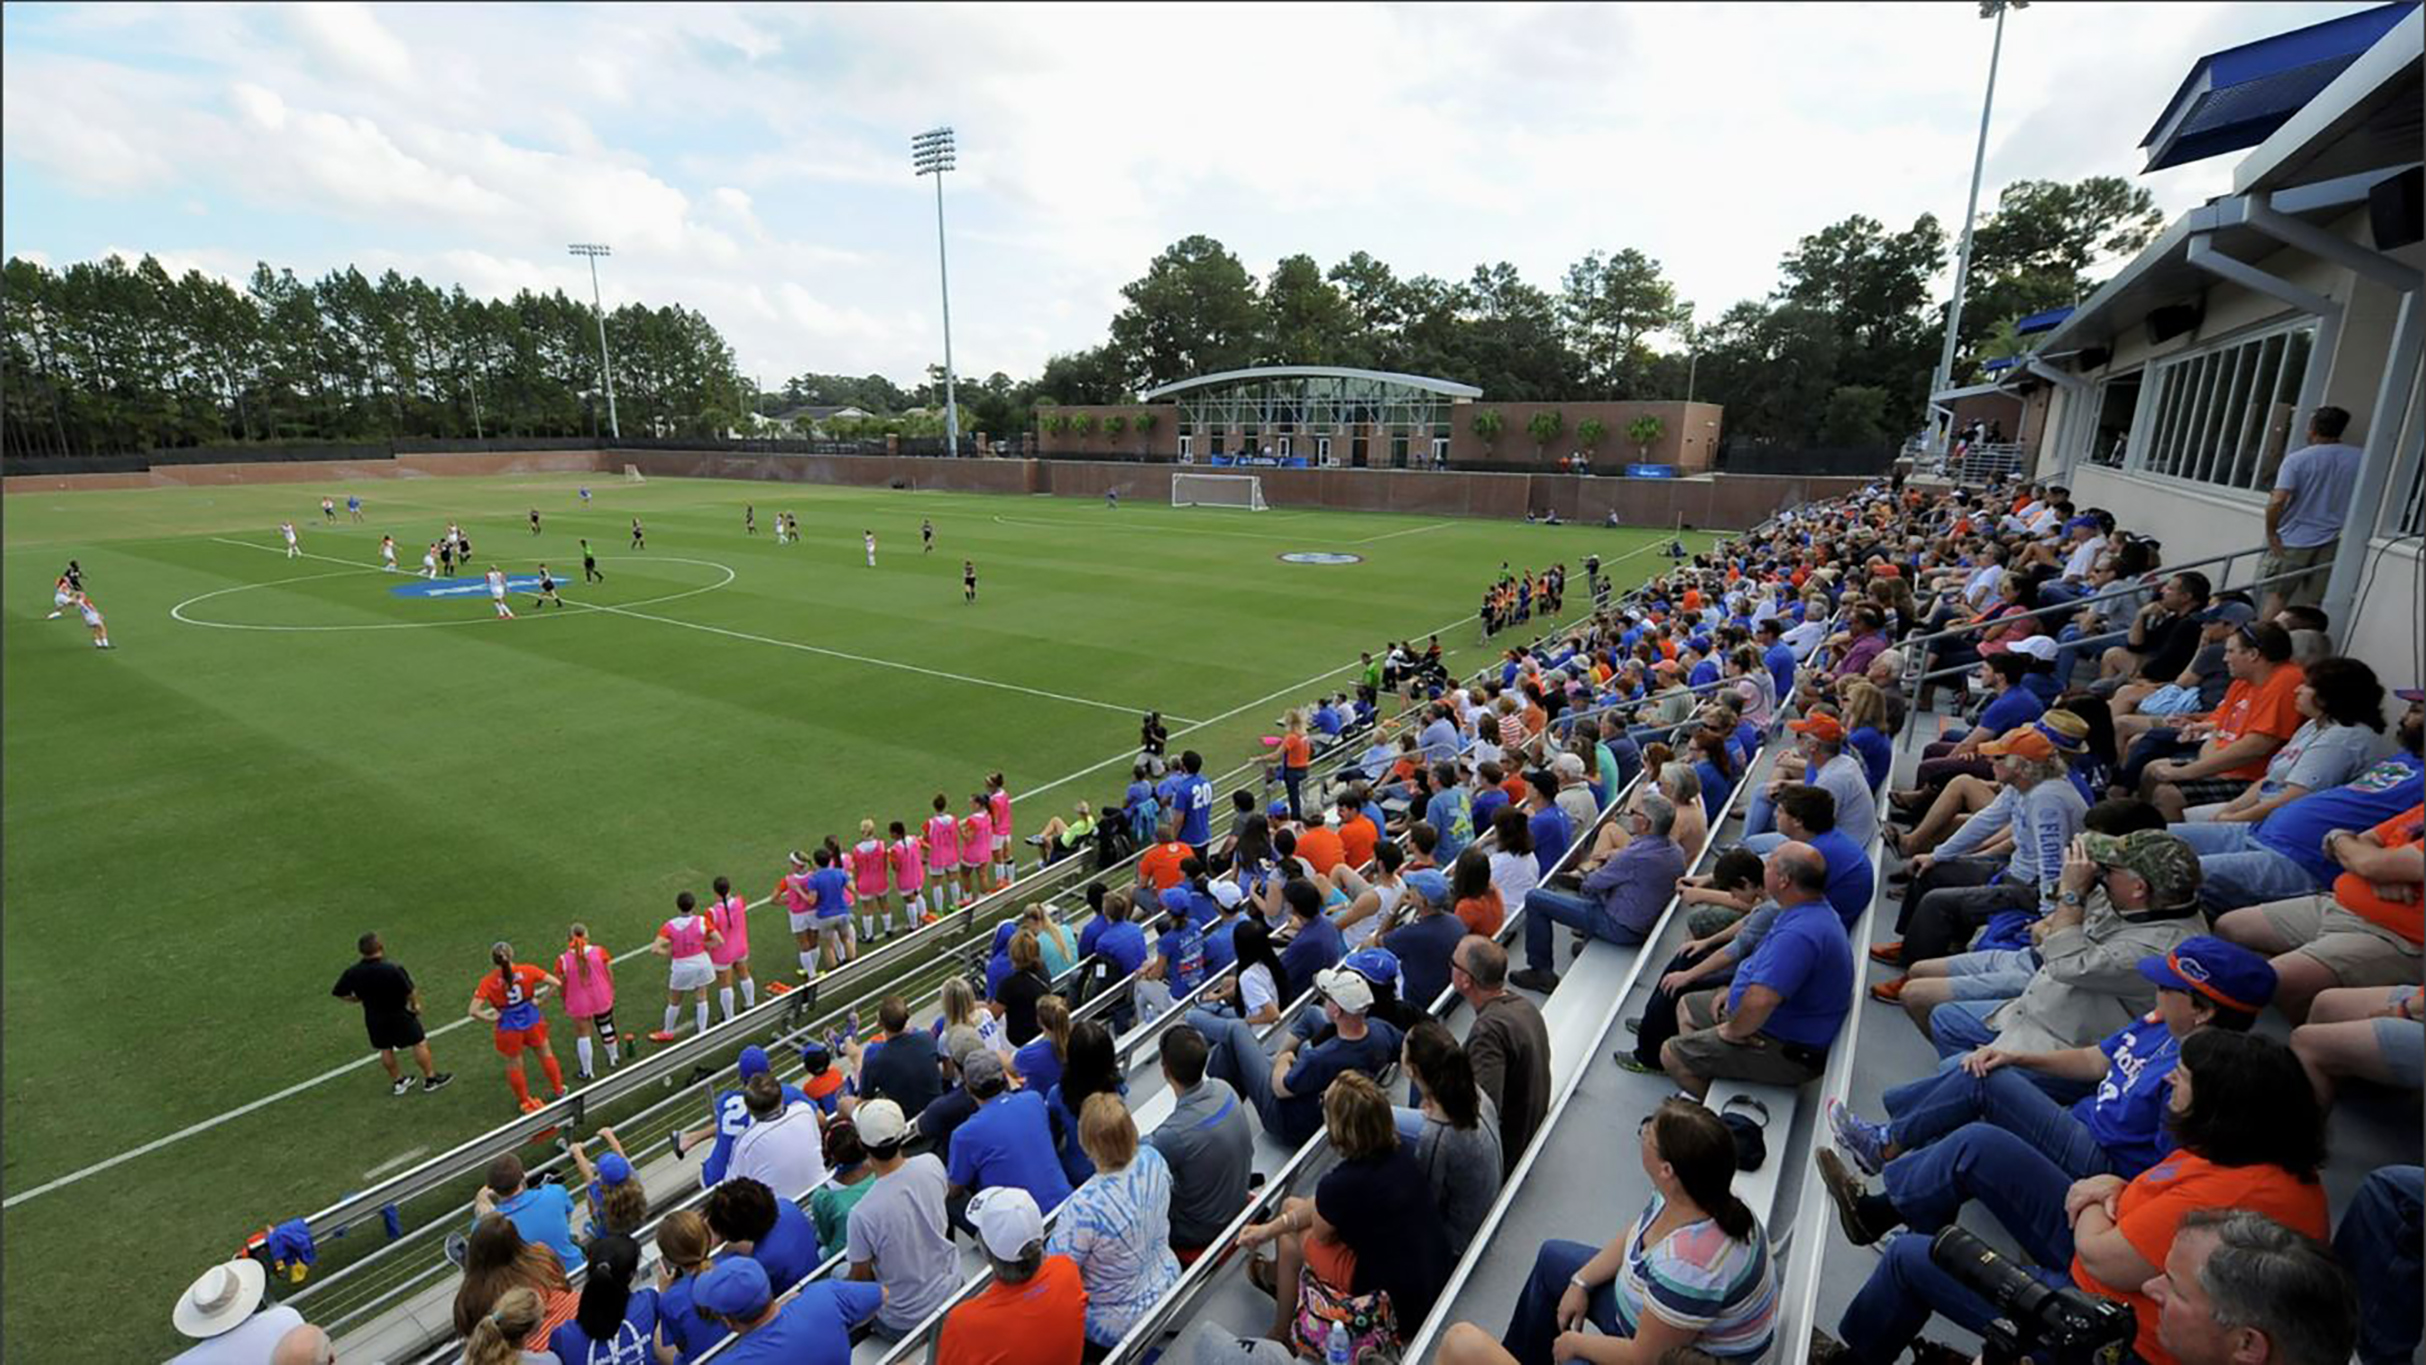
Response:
[0,471,1696,1357]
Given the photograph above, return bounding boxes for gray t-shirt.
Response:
[1815,752,1878,848]
[1413,1093,1504,1256]
[2274,441,2364,548]
[844,1153,961,1332]
[1148,1079,1254,1251]
[2266,719,2383,796]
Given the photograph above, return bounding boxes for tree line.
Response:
[1,255,750,459]
[3,174,2157,460]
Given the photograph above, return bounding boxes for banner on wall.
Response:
[1624,463,1677,479]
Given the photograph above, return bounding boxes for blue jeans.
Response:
[1190,1011,1284,1137]
[1281,765,1306,821]
[1839,1127,2078,1362]
[1880,1064,2113,1179]
[2052,621,2091,688]
[1522,885,1647,972]
[1740,830,1786,856]
[2338,1165,2424,1365]
[1742,787,1777,839]
[1928,1000,2004,1057]
[2166,821,2328,911]
[1500,1238,1622,1365]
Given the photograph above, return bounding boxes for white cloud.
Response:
[2,0,2394,386]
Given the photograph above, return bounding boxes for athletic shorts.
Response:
[2258,893,2422,987]
[54,591,72,607]
[492,1020,550,1057]
[667,954,716,992]
[788,908,818,935]
[366,1011,426,1051]
[816,917,855,946]
[2378,988,2425,1089]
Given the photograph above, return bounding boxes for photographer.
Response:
[2148,1209,2358,1365]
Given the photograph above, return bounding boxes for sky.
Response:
[0,1,2390,391]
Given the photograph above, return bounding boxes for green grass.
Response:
[0,472,1692,1358]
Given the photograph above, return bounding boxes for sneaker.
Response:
[421,1072,454,1094]
[391,1077,414,1097]
[669,1132,689,1161]
[1827,1098,1890,1177]
[1807,1328,1852,1365]
[1868,977,1907,1004]
[1868,941,1904,965]
[1815,1149,1884,1247]
[648,1029,680,1043]
[443,1231,470,1269]
[1611,1052,1661,1075]
[1508,967,1561,994]
[1624,1016,1643,1034]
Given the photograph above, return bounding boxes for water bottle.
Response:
[1326,1320,1353,1365]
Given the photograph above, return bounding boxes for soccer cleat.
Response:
[391,1077,414,1097]
[1827,1098,1891,1177]
[648,1029,679,1043]
[518,1096,545,1115]
[422,1072,454,1093]
[764,979,793,996]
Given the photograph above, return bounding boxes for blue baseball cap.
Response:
[693,1257,772,1318]
[1403,869,1451,908]
[1342,946,1401,988]
[596,1152,633,1187]
[736,1045,773,1079]
[2137,936,2276,1015]
[1159,887,1193,920]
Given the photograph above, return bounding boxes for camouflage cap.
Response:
[2081,829,2203,908]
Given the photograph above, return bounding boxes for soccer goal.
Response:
[622,464,646,484]
[1172,472,1268,511]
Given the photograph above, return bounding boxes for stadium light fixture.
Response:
[1928,0,2027,458]
[911,126,960,457]
[568,243,620,440]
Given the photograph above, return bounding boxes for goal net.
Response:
[1172,472,1268,511]
[623,464,646,484]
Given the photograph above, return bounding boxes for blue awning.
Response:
[1982,355,2022,373]
[2140,1,2417,172]
[2012,306,2074,336]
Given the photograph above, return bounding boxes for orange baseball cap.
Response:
[1787,713,1844,743]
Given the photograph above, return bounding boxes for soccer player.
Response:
[321,496,336,523]
[532,564,564,609]
[925,795,964,910]
[745,505,756,536]
[961,793,996,898]
[887,820,933,926]
[649,891,724,1043]
[707,874,774,1024]
[581,539,603,583]
[439,539,458,579]
[421,543,439,579]
[466,942,565,1113]
[776,851,821,982]
[1106,487,1119,509]
[922,518,935,553]
[347,493,363,522]
[579,485,591,505]
[671,1045,806,1186]
[963,559,978,603]
[864,530,876,568]
[630,517,645,551]
[987,774,1015,889]
[46,572,75,619]
[380,536,398,571]
[63,560,84,596]
[76,593,111,649]
[485,566,515,620]
[529,507,542,536]
[281,521,301,558]
[555,924,620,1081]
[332,932,451,1095]
[849,819,893,943]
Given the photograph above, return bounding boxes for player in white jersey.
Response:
[281,521,300,558]
[421,544,439,578]
[48,574,75,618]
[77,593,110,648]
[380,536,398,571]
[485,566,514,619]
[320,496,336,523]
[864,530,876,568]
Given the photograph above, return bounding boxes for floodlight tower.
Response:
[1928,0,2027,458]
[912,126,960,456]
[568,243,620,439]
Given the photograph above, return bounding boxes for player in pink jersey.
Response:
[961,794,996,899]
[556,924,620,1081]
[706,873,775,1023]
[986,773,1015,888]
[887,821,935,926]
[648,891,725,1042]
[850,818,894,942]
[925,795,963,911]
[776,850,820,982]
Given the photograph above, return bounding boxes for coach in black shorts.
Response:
[333,933,452,1096]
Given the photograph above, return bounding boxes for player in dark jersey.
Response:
[533,564,565,609]
[963,559,977,604]
[921,519,934,553]
[745,505,757,536]
[630,518,645,550]
[529,507,542,535]
[439,539,458,578]
[581,539,603,583]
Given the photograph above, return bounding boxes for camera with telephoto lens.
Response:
[1930,1227,2137,1365]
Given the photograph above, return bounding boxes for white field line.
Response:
[198,536,1187,721]
[363,1146,431,1180]
[1351,520,1454,544]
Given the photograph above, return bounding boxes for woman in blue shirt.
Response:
[1690,728,1738,825]
[1841,681,1896,791]
[549,1233,657,1365]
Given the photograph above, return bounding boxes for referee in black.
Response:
[333,933,452,1095]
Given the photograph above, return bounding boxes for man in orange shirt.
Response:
[934,1186,1086,1365]
[2218,799,2423,1021]
[1294,815,1346,878]
[1337,801,1380,870]
[2142,623,2303,820]
[1136,819,1191,895]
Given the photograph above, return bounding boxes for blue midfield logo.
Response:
[390,574,558,599]
[1277,552,1363,565]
